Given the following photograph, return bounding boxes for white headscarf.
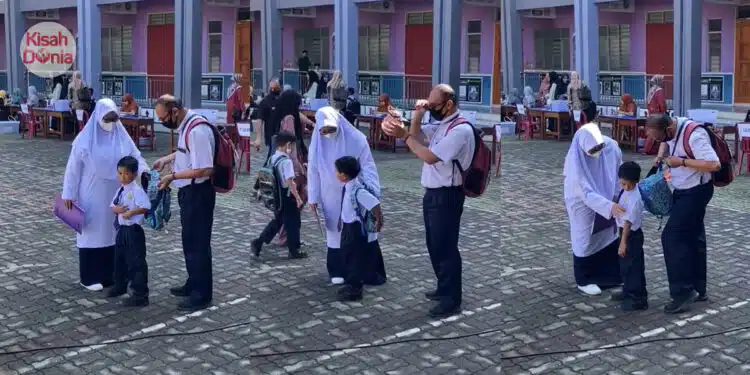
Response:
[227,73,241,98]
[563,123,619,203]
[309,106,379,199]
[70,71,84,91]
[569,71,582,90]
[72,98,138,181]
[27,86,40,106]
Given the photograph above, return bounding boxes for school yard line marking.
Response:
[268,300,504,375]
[524,299,750,374]
[16,295,254,374]
[0,218,58,226]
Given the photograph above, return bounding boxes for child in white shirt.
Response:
[108,156,151,307]
[611,161,647,311]
[334,156,383,302]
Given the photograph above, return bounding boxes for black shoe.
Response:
[610,291,624,302]
[177,298,211,311]
[621,300,648,311]
[428,303,461,318]
[337,286,363,302]
[364,277,386,287]
[170,285,190,297]
[122,296,149,307]
[106,287,127,298]
[695,293,708,302]
[289,250,308,259]
[664,292,697,314]
[251,239,263,257]
[425,290,443,301]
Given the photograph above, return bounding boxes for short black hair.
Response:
[347,87,355,95]
[335,156,361,180]
[646,113,670,131]
[618,161,641,183]
[117,156,139,174]
[302,50,308,54]
[314,63,320,67]
[275,132,297,148]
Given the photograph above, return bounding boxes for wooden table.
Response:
[500,105,517,120]
[543,110,572,141]
[121,115,156,151]
[45,110,74,140]
[527,108,546,139]
[614,116,647,151]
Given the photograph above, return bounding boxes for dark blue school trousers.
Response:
[423,186,464,308]
[661,182,713,300]
[178,180,216,304]
[619,228,646,303]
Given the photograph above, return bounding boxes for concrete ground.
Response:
[0,131,749,374]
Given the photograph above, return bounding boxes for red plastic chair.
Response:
[738,137,750,175]
[494,125,502,177]
[19,112,38,139]
[235,121,256,175]
[76,110,89,134]
[573,110,588,131]
[516,107,539,141]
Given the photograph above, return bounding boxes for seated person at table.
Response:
[617,94,636,116]
[342,88,361,125]
[120,94,138,114]
[376,94,393,113]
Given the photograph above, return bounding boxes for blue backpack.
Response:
[141,170,172,231]
[349,179,380,235]
[639,163,672,217]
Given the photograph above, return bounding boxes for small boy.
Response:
[611,161,647,311]
[108,156,151,307]
[252,133,308,259]
[334,156,384,301]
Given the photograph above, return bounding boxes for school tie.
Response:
[338,187,345,231]
[112,186,124,231]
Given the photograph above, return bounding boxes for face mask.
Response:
[99,120,114,132]
[323,132,336,139]
[161,113,179,130]
[429,105,446,122]
[587,150,602,159]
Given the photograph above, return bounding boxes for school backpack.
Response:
[141,170,172,231]
[638,164,672,217]
[253,155,288,213]
[183,114,237,193]
[349,179,380,234]
[445,118,492,198]
[679,120,734,187]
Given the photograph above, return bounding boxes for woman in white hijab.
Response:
[308,106,387,285]
[563,123,624,296]
[61,98,149,291]
[27,86,40,107]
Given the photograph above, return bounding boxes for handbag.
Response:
[639,163,672,217]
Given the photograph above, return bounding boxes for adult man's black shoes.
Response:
[170,285,190,297]
[664,291,697,314]
[429,303,461,318]
[177,299,211,311]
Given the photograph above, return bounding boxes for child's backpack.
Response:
[639,164,672,217]
[680,120,734,187]
[253,155,288,213]
[141,170,172,231]
[183,114,237,193]
[445,118,492,197]
[349,179,380,234]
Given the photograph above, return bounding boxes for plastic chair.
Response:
[19,112,38,139]
[516,106,539,141]
[493,124,502,177]
[235,120,257,176]
[738,137,750,176]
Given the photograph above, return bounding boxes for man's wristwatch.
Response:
[681,159,686,167]
[170,173,177,180]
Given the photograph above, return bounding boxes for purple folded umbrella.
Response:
[53,194,85,234]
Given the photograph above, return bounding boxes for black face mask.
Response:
[429,103,448,122]
[161,112,179,130]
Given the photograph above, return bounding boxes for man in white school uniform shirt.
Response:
[382,84,474,318]
[645,114,720,314]
[153,95,216,311]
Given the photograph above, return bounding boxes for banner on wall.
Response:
[460,78,482,103]
[700,77,723,102]
[20,22,76,78]
[201,77,224,102]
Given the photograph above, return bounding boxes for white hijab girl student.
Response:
[563,123,624,296]
[308,107,387,285]
[27,86,40,107]
[62,99,149,291]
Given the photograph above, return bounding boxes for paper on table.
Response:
[76,109,85,121]
[237,122,252,137]
[738,123,750,139]
[53,194,85,234]
[516,104,526,115]
[495,124,502,140]
[21,104,29,114]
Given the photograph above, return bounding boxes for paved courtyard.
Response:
[0,131,749,374]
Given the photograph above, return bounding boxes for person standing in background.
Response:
[327,71,348,111]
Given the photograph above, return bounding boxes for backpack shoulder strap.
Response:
[681,120,704,160]
[670,119,689,157]
[444,117,472,136]
[183,114,213,152]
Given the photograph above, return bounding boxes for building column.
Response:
[261,0,282,87]
[500,0,523,95]
[573,0,599,102]
[334,0,358,90]
[174,0,202,108]
[4,0,25,95]
[673,0,701,115]
[432,0,462,92]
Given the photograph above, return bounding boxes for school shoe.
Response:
[428,302,461,318]
[106,287,127,298]
[664,291,697,314]
[251,239,263,257]
[621,300,648,311]
[425,290,444,301]
[577,284,602,296]
[177,298,212,311]
[337,285,363,302]
[694,293,709,302]
[170,285,190,297]
[288,249,308,259]
[331,277,345,285]
[610,290,624,302]
[80,282,103,292]
[122,295,149,307]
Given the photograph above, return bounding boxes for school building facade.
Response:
[0,0,745,113]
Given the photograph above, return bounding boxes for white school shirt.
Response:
[615,187,644,231]
[271,150,295,189]
[666,118,719,190]
[420,112,475,189]
[341,179,380,224]
[172,110,216,188]
[111,181,151,226]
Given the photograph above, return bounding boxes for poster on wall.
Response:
[460,78,482,103]
[701,77,723,102]
[358,74,380,97]
[201,77,224,102]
